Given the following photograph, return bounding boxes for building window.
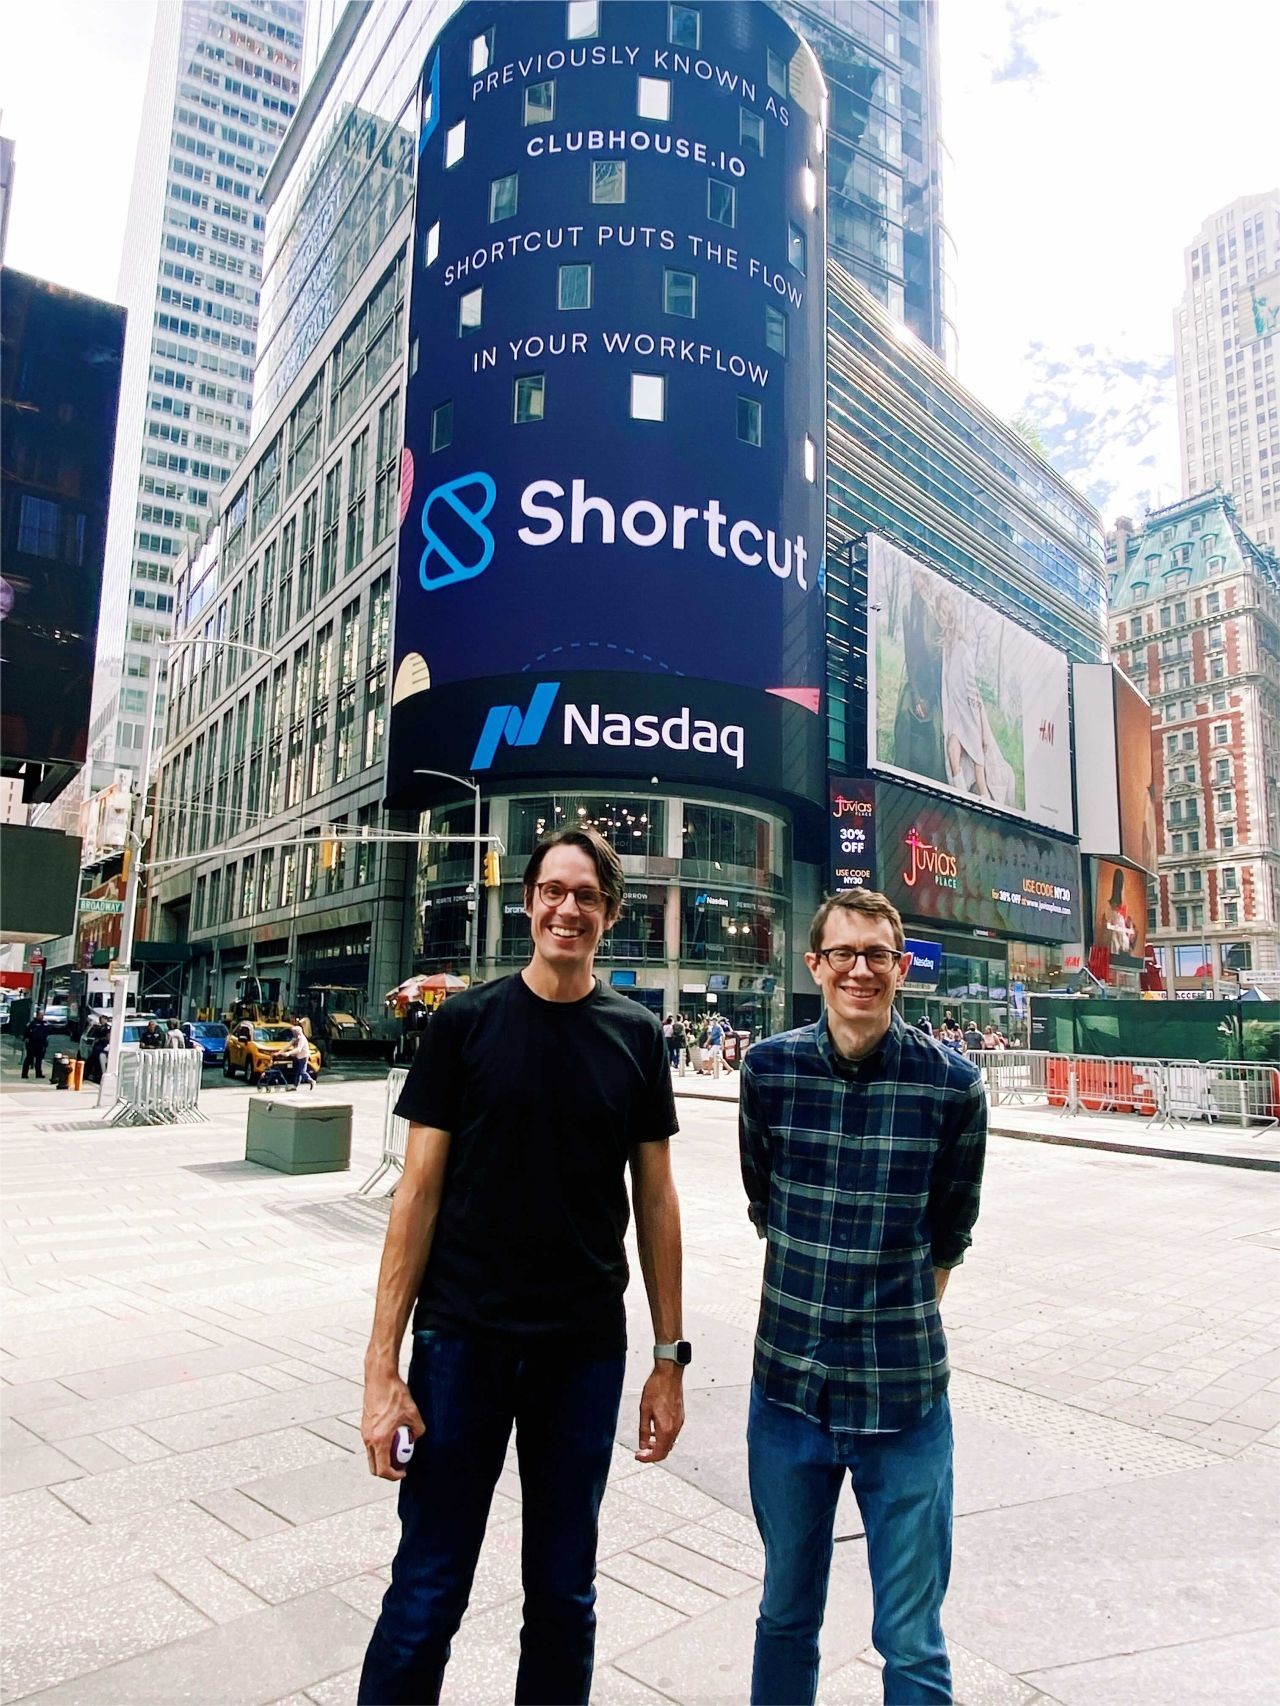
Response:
[740,107,764,155]
[669,4,700,48]
[788,222,807,273]
[804,436,817,482]
[1223,900,1239,926]
[431,400,453,453]
[514,374,545,424]
[557,263,593,310]
[1217,792,1233,814]
[1213,723,1229,744]
[631,373,665,422]
[444,120,466,168]
[1221,867,1238,892]
[764,305,787,356]
[737,396,762,446]
[663,268,696,317]
[372,392,400,546]
[638,77,671,121]
[319,464,341,597]
[591,160,626,203]
[525,80,555,124]
[767,47,788,96]
[470,28,493,75]
[489,173,518,222]
[425,222,440,267]
[567,0,598,39]
[458,287,483,336]
[16,494,62,559]
[708,179,736,226]
[1220,825,1235,848]
[345,430,368,575]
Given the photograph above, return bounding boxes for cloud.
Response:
[1011,343,1180,523]
[990,2,1057,83]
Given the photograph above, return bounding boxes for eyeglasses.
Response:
[534,880,606,911]
[814,946,902,971]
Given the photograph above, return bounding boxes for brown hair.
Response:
[523,827,625,920]
[808,889,905,954]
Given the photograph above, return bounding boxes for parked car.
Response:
[189,1021,230,1065]
[224,1023,322,1085]
[41,1001,71,1034]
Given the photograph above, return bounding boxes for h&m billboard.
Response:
[842,778,1082,944]
[388,0,828,811]
[866,535,1073,835]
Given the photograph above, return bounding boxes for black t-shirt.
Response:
[395,974,678,1350]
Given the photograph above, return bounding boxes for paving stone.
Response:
[193,1483,296,1539]
[600,1549,723,1614]
[611,1465,725,1521]
[54,1425,346,1523]
[21,1589,373,1705]
[662,1520,764,1579]
[2,1572,211,1699]
[7,1499,237,1612]
[301,1666,362,1705]
[56,1339,280,1401]
[2,1437,85,1492]
[302,1415,365,1453]
[28,1368,275,1442]
[3,1329,221,1388]
[0,1485,91,1550]
[596,1488,686,1558]
[137,1376,362,1451]
[55,1432,138,1474]
[213,1499,407,1602]
[237,1452,399,1525]
[155,1555,270,1623]
[327,1571,391,1621]
[1023,1624,1280,1704]
[633,1535,758,1597]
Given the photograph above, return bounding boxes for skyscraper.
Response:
[81,0,303,797]
[1174,190,1280,551]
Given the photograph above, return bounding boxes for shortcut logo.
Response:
[472,682,561,771]
[419,471,496,591]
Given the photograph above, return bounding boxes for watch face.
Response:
[676,1341,693,1366]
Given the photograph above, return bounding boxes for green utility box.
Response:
[245,1099,352,1175]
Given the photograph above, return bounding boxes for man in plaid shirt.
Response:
[740,890,985,1705]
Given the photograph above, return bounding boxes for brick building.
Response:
[1108,492,1280,994]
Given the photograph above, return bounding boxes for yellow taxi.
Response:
[223,1023,322,1084]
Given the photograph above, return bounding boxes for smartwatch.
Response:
[653,1341,693,1366]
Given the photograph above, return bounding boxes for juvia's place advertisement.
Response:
[388,0,829,811]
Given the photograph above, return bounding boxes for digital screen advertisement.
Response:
[828,777,876,890]
[1113,669,1156,872]
[388,0,828,813]
[1090,857,1148,964]
[873,780,1082,944]
[866,535,1073,834]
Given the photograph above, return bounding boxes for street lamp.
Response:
[413,769,482,989]
[98,635,277,1106]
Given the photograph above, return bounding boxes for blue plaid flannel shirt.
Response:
[740,1009,986,1433]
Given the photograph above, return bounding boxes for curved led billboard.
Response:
[388,0,827,811]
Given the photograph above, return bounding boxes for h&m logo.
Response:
[1038,719,1056,745]
[472,683,561,771]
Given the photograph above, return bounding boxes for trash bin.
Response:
[50,1054,73,1090]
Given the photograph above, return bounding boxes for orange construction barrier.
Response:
[1047,1057,1068,1107]
[70,1057,85,1091]
[1131,1070,1158,1117]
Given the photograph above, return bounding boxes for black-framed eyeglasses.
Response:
[814,946,902,971]
[534,880,606,911]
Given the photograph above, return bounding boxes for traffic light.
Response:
[483,851,501,887]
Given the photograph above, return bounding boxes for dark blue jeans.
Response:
[358,1331,625,1706]
[748,1385,954,1706]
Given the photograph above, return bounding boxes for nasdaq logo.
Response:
[472,682,561,771]
[419,471,496,591]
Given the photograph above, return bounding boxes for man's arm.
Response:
[629,1139,684,1464]
[361,1122,451,1480]
[928,1074,987,1300]
[739,1059,771,1238]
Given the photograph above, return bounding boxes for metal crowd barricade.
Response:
[358,1067,409,1195]
[105,1050,206,1126]
[973,1051,1279,1131]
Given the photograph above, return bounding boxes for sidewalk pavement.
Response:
[671,1064,1280,1170]
[2,1057,1278,1704]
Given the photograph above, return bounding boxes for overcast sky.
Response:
[2,0,1277,527]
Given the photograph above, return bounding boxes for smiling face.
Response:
[524,842,618,975]
[805,908,908,1048]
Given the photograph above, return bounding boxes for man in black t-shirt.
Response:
[358,827,686,1706]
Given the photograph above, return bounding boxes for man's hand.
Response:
[636,1364,685,1464]
[362,1367,425,1480]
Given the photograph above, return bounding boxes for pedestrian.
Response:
[671,1014,687,1075]
[690,1020,706,1077]
[916,1014,934,1038]
[166,1020,187,1049]
[21,1010,51,1080]
[82,1017,110,1085]
[139,1020,166,1050]
[358,826,686,1706]
[963,1019,983,1053]
[707,1013,726,1078]
[739,889,986,1706]
[180,1022,202,1052]
[662,1014,681,1072]
[285,1024,315,1089]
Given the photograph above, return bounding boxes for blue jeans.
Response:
[748,1385,953,1706]
[358,1331,625,1705]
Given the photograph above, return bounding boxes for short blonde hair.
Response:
[808,889,905,954]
